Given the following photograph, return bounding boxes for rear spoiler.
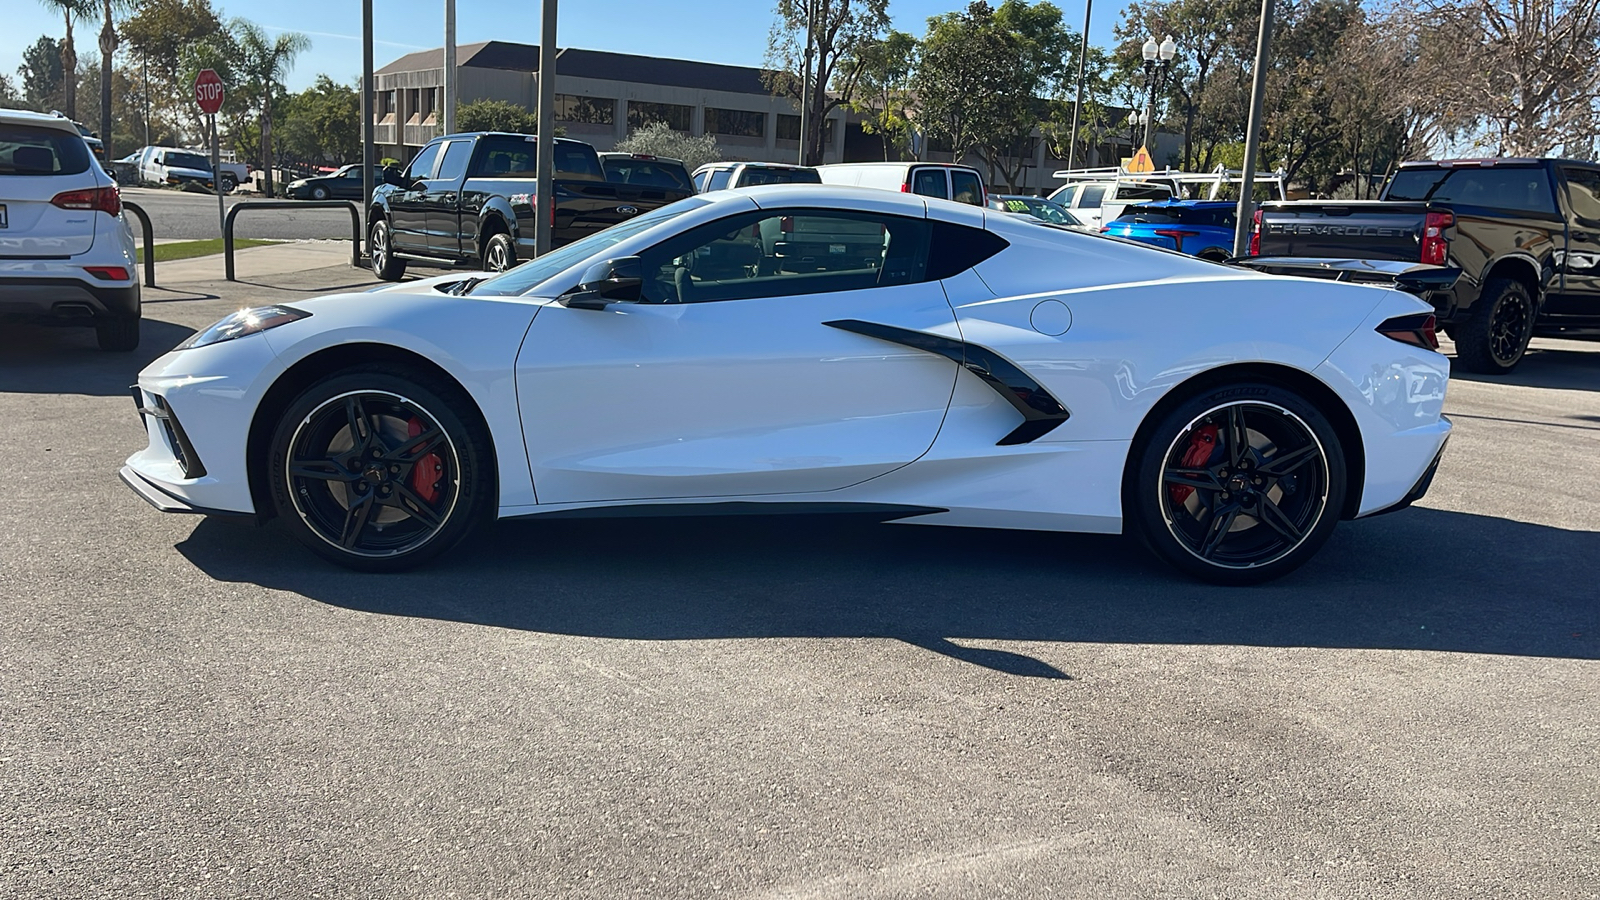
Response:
[1229,256,1461,295]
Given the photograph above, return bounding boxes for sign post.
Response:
[194,69,226,238]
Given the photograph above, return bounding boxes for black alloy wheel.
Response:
[268,369,490,571]
[1128,383,1346,584]
[1488,290,1531,366]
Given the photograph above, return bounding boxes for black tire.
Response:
[310,185,329,201]
[220,173,237,193]
[95,315,140,352]
[369,217,406,281]
[482,232,516,273]
[267,366,493,572]
[1453,278,1534,374]
[1125,381,1347,584]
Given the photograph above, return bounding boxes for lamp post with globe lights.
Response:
[1139,35,1178,150]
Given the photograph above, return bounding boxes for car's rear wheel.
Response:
[95,315,140,352]
[267,368,492,572]
[1453,278,1533,374]
[369,218,406,281]
[482,232,516,272]
[1126,382,1347,584]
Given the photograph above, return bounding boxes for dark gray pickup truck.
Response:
[1251,158,1600,373]
[368,132,677,281]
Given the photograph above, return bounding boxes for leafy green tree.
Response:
[120,0,224,143]
[614,121,722,172]
[277,76,361,166]
[763,0,890,164]
[19,36,65,111]
[457,98,537,134]
[94,0,133,158]
[37,0,94,119]
[231,19,310,197]
[844,29,917,160]
[0,74,24,108]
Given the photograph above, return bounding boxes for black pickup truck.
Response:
[368,132,677,281]
[1251,158,1600,373]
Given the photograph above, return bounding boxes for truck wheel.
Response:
[1454,278,1534,374]
[220,173,237,193]
[482,233,516,272]
[369,218,406,281]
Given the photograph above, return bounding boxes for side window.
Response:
[1563,168,1600,221]
[1054,184,1079,206]
[637,210,929,304]
[434,140,473,182]
[692,171,709,191]
[951,170,984,206]
[707,168,733,191]
[1078,184,1107,209]
[910,168,948,199]
[405,143,442,181]
[927,221,1010,280]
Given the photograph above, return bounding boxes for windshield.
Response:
[0,124,91,174]
[602,157,693,191]
[1004,197,1078,225]
[738,166,820,186]
[1384,166,1556,214]
[469,197,713,296]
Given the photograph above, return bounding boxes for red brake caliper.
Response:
[407,417,443,505]
[1169,424,1220,505]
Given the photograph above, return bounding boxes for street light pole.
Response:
[1066,0,1091,172]
[1232,0,1274,257]
[443,0,457,134]
[797,0,814,166]
[535,0,557,257]
[1140,35,1177,151]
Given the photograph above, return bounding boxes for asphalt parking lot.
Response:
[122,187,356,242]
[2,263,1597,899]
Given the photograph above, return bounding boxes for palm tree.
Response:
[96,0,132,159]
[38,0,94,120]
[233,20,310,198]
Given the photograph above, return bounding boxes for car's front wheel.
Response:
[311,185,329,201]
[267,367,492,572]
[220,173,238,193]
[1126,381,1347,584]
[369,218,406,281]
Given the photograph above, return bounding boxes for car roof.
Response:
[434,131,586,145]
[598,152,686,165]
[714,183,932,215]
[1128,199,1236,208]
[0,107,81,135]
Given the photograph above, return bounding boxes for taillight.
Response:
[1099,226,1112,233]
[899,182,910,192]
[52,185,121,217]
[780,216,794,233]
[1377,312,1439,350]
[83,265,130,281]
[1153,228,1199,253]
[1248,209,1262,256]
[1421,210,1453,265]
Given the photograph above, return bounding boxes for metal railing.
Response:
[223,200,364,281]
[122,200,157,288]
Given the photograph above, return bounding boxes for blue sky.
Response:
[5,0,1132,94]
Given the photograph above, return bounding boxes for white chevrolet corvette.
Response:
[122,186,1451,583]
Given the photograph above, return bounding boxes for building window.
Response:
[706,108,765,138]
[775,114,833,144]
[554,93,615,125]
[627,100,693,133]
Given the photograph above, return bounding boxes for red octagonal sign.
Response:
[194,69,225,115]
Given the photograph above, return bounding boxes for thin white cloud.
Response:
[258,25,429,51]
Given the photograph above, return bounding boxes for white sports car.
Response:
[121,186,1451,583]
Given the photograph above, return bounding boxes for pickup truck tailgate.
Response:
[1257,201,1428,261]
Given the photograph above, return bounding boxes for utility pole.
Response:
[1232,0,1274,257]
[443,0,457,134]
[361,0,374,240]
[535,0,557,257]
[797,0,814,166]
[1066,0,1091,172]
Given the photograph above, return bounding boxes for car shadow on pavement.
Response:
[175,505,1599,678]
[0,318,195,396]
[1450,342,1600,392]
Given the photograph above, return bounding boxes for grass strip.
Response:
[136,239,277,263]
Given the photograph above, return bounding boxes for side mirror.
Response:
[560,256,645,310]
[382,166,406,187]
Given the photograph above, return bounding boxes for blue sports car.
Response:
[1100,200,1239,261]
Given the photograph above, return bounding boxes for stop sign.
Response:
[194,69,225,115]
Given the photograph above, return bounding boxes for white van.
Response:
[815,162,988,207]
[133,146,215,191]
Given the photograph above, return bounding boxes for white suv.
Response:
[0,109,140,351]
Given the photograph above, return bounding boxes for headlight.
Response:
[177,305,311,350]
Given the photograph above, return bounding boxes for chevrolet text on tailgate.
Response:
[1250,158,1600,374]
